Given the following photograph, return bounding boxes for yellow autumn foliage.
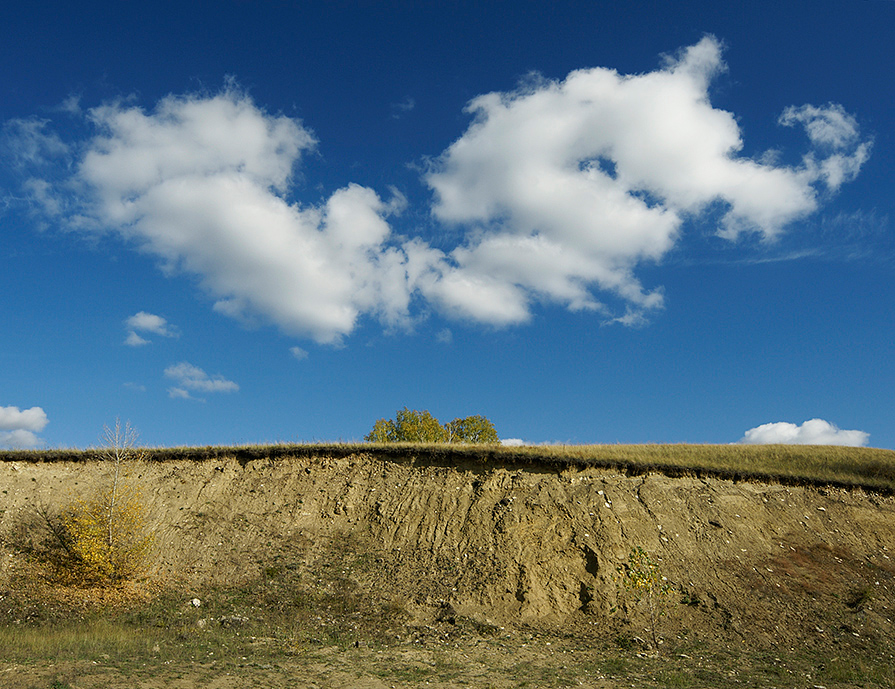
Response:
[616,546,673,653]
[35,420,155,588]
[56,483,153,586]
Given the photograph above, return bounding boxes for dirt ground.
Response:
[2,451,894,687]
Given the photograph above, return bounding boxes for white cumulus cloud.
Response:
[738,418,869,446]
[125,331,150,347]
[0,405,49,432]
[0,405,49,448]
[779,103,872,191]
[164,362,239,401]
[60,89,422,344]
[424,35,870,325]
[8,38,869,339]
[125,311,179,345]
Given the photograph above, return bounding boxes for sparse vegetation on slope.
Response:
[1,443,894,687]
[24,421,154,591]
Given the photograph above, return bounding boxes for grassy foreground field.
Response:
[1,443,894,688]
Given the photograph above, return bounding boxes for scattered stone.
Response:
[220,615,249,628]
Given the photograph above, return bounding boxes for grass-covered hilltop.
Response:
[5,441,895,491]
[2,443,894,688]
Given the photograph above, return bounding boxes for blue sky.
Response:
[2,1,893,449]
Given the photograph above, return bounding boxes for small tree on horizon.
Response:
[365,408,448,443]
[365,408,499,444]
[445,415,500,444]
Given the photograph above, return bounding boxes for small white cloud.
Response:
[0,429,44,449]
[167,387,194,400]
[125,331,150,347]
[738,418,869,447]
[436,328,453,344]
[123,382,146,392]
[125,311,179,345]
[126,311,177,336]
[779,103,861,149]
[779,104,871,191]
[0,405,49,448]
[501,438,526,447]
[60,94,82,115]
[164,362,239,400]
[0,405,49,432]
[22,177,65,217]
[290,346,308,361]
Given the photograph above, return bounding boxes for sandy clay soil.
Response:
[1,451,894,687]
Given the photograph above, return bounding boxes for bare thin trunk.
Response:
[102,418,142,577]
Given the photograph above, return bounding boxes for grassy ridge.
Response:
[3,443,894,492]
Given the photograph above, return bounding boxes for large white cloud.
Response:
[45,88,421,344]
[738,418,869,447]
[424,36,870,324]
[0,405,49,448]
[10,38,869,338]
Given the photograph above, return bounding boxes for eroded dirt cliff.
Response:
[2,452,893,647]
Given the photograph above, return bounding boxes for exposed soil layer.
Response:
[1,451,894,686]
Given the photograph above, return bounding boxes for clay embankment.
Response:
[1,451,893,645]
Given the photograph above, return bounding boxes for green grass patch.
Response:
[0,618,165,664]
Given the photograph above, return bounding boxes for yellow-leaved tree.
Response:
[616,546,673,654]
[365,408,499,444]
[43,419,154,587]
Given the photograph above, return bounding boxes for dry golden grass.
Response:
[4,442,895,491]
[360,442,895,492]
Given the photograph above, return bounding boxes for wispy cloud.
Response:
[164,362,239,401]
[390,96,416,119]
[0,405,49,448]
[738,418,869,446]
[2,118,69,168]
